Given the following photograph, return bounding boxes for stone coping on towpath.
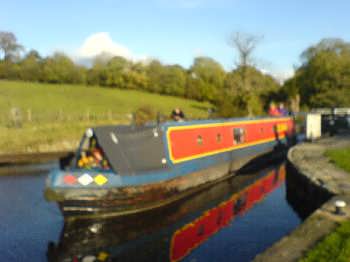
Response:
[254,135,350,262]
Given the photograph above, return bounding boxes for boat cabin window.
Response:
[216,133,222,143]
[197,135,203,145]
[233,128,245,144]
[77,136,110,170]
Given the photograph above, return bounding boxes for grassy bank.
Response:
[325,147,350,173]
[300,221,350,262]
[0,80,211,154]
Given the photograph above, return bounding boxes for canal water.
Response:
[0,161,308,262]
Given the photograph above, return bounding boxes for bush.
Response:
[133,105,156,126]
[214,94,247,118]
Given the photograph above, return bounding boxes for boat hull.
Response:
[48,144,287,219]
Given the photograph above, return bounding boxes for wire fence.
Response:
[0,108,132,128]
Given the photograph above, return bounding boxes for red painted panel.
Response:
[168,118,294,162]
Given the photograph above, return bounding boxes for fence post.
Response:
[27,109,32,122]
[10,107,22,128]
[86,109,90,122]
[59,109,64,121]
[108,110,112,121]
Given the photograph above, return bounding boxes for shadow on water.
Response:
[48,161,303,262]
[285,162,334,220]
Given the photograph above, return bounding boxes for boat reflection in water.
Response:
[48,163,287,262]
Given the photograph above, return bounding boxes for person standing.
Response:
[278,103,288,116]
[268,102,280,116]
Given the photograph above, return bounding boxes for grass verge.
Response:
[300,221,350,262]
[325,147,350,173]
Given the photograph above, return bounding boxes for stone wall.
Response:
[254,135,350,262]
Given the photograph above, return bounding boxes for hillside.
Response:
[0,80,211,153]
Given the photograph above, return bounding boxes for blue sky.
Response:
[2,0,350,79]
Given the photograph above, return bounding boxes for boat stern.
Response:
[44,167,118,202]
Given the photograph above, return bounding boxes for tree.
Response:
[217,66,280,117]
[0,60,20,79]
[104,56,130,88]
[228,32,262,116]
[286,38,350,108]
[19,49,42,81]
[300,38,350,64]
[41,52,86,84]
[0,31,23,61]
[187,57,226,102]
[228,32,261,68]
[161,65,186,96]
[87,55,109,86]
[282,70,300,113]
[146,60,165,93]
[123,62,149,90]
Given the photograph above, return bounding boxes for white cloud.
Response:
[259,67,295,83]
[76,32,146,62]
[193,48,204,57]
[274,69,295,83]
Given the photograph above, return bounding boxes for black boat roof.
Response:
[88,116,291,174]
[92,124,168,175]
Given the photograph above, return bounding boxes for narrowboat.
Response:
[45,116,295,219]
[48,164,287,262]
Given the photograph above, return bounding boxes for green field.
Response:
[325,147,350,173]
[300,221,350,262]
[0,80,211,153]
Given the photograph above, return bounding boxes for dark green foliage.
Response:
[87,58,107,86]
[214,66,280,117]
[18,50,42,82]
[103,56,130,87]
[40,52,86,84]
[214,91,247,117]
[145,60,164,93]
[161,65,186,96]
[0,60,21,79]
[187,57,226,102]
[286,38,350,108]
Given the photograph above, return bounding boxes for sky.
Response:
[2,0,350,80]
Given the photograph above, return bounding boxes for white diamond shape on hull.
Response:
[78,173,93,186]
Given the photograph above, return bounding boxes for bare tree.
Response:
[0,31,23,61]
[228,32,262,116]
[228,32,261,67]
[228,32,262,66]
